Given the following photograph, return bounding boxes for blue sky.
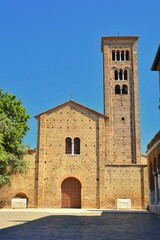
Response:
[0,0,159,154]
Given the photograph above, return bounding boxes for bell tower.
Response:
[101,36,141,164]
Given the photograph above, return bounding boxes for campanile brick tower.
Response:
[101,36,141,164]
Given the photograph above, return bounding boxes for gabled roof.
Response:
[151,45,160,71]
[35,100,107,119]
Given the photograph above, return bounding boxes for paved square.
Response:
[0,210,160,240]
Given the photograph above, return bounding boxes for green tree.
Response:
[0,89,30,187]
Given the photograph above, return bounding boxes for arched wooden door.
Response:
[61,177,81,208]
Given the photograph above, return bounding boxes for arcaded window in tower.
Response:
[126,50,130,60]
[124,70,128,80]
[74,137,80,154]
[114,69,118,80]
[114,69,128,80]
[115,85,120,94]
[122,85,128,94]
[65,137,72,154]
[112,50,130,61]
[112,51,115,61]
[117,51,120,61]
[119,69,123,80]
[121,51,124,61]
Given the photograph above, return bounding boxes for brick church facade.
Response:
[0,36,149,209]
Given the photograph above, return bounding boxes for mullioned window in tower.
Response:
[114,69,128,80]
[115,84,128,95]
[112,50,130,61]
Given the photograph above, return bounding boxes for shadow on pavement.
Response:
[0,211,160,240]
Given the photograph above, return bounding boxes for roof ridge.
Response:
[35,100,107,119]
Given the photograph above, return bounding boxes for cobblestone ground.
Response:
[0,210,160,240]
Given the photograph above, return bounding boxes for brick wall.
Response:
[0,151,36,208]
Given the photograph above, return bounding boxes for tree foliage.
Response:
[0,89,30,187]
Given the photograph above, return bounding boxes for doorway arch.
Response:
[61,177,81,208]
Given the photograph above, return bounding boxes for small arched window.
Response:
[124,70,128,80]
[126,50,130,60]
[117,51,120,61]
[114,70,118,80]
[115,85,120,94]
[122,85,128,94]
[65,137,72,154]
[119,69,123,80]
[121,51,124,61]
[112,51,115,61]
[74,138,80,155]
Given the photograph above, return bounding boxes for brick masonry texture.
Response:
[0,36,149,209]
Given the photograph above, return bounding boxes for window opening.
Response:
[119,69,123,80]
[117,51,120,61]
[112,51,115,61]
[121,51,124,61]
[65,137,72,154]
[112,50,130,61]
[65,137,80,155]
[124,70,128,80]
[122,85,128,94]
[74,138,80,154]
[115,85,121,94]
[114,70,118,80]
[126,50,129,60]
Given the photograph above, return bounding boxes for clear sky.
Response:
[0,0,159,154]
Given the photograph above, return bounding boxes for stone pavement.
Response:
[0,209,160,240]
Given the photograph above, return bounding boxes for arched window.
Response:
[112,51,115,61]
[114,69,118,80]
[65,137,72,154]
[122,85,128,94]
[117,51,120,61]
[126,50,130,60]
[124,70,128,80]
[65,137,80,155]
[121,51,124,61]
[112,50,130,61]
[119,69,123,80]
[115,85,120,94]
[74,138,80,154]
